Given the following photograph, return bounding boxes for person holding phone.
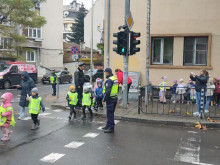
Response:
[190,69,209,119]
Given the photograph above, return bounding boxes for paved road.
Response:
[0,84,219,165]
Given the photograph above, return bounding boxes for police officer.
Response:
[102,68,119,133]
[74,62,85,107]
[50,69,58,96]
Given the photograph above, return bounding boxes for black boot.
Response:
[101,126,108,130]
[81,115,86,120]
[104,128,114,133]
[68,115,72,121]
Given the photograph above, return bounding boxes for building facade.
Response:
[63,0,82,41]
[84,0,105,50]
[104,0,220,85]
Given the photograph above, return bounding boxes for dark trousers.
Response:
[106,98,118,130]
[52,84,57,95]
[95,98,103,109]
[76,86,83,106]
[31,114,39,125]
[70,105,76,116]
[82,106,93,117]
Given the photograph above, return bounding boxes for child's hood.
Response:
[97,80,103,88]
[1,92,13,108]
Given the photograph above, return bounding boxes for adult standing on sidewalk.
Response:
[16,71,35,120]
[102,68,119,133]
[115,69,132,96]
[50,69,58,96]
[190,69,209,118]
[74,63,85,107]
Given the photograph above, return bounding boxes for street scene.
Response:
[0,0,220,165]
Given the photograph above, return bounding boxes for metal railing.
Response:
[138,86,220,118]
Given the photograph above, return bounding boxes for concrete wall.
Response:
[104,0,220,86]
[41,0,63,68]
[84,0,105,50]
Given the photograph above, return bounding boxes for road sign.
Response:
[71,46,79,54]
[126,12,134,31]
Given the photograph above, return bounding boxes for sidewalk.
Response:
[45,93,220,129]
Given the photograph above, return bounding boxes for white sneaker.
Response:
[205,110,209,113]
[193,112,199,117]
[18,117,22,120]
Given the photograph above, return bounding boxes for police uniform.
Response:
[50,71,58,96]
[103,71,119,133]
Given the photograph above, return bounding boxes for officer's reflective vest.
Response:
[159,81,167,91]
[50,74,58,84]
[103,76,119,98]
[0,105,15,127]
[68,91,78,106]
[28,96,42,114]
[82,93,91,106]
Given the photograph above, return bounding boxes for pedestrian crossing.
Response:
[15,108,120,164]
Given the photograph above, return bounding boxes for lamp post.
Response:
[90,0,94,83]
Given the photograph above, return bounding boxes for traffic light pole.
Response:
[122,0,130,109]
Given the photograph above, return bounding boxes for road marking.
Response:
[97,126,103,130]
[64,141,84,149]
[39,113,51,116]
[115,120,120,124]
[174,132,214,165]
[53,109,63,112]
[96,121,105,124]
[22,117,31,120]
[17,95,21,97]
[188,131,198,134]
[83,132,100,138]
[40,153,65,163]
[45,107,50,110]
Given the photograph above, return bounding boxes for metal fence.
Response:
[138,86,220,118]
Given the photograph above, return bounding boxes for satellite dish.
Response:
[64,11,69,17]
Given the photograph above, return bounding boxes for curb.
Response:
[51,104,220,128]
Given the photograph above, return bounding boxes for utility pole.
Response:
[90,0,94,83]
[145,0,151,107]
[122,0,130,109]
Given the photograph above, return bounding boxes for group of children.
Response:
[0,78,105,141]
[0,87,45,141]
[66,78,104,121]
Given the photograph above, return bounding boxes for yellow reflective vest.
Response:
[82,93,92,106]
[103,76,119,98]
[159,81,167,91]
[28,96,42,114]
[0,105,15,127]
[68,91,78,106]
[50,74,58,84]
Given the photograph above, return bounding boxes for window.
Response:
[183,37,208,66]
[10,66,18,74]
[151,37,173,65]
[0,37,12,50]
[26,51,35,62]
[64,24,68,31]
[24,27,42,39]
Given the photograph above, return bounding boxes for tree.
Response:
[0,0,46,58]
[68,5,87,44]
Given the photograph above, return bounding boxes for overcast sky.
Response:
[63,0,96,10]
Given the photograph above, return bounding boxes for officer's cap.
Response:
[104,68,112,74]
[79,62,85,67]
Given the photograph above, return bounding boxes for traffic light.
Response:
[113,31,127,55]
[130,31,141,55]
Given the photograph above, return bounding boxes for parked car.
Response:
[0,62,37,89]
[41,70,72,84]
[84,69,104,82]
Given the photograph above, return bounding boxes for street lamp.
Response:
[90,0,94,83]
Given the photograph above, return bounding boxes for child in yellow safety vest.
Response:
[159,76,168,104]
[0,93,15,141]
[81,86,93,120]
[26,87,45,130]
[66,85,78,121]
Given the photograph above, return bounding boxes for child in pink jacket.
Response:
[0,93,15,141]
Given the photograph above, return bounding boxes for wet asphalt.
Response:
[0,84,219,165]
